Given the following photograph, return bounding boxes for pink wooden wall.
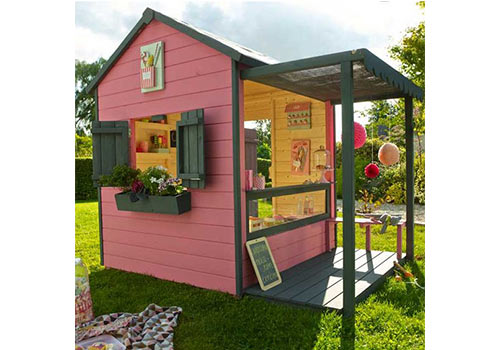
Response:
[98,20,237,293]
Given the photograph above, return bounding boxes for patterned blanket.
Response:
[76,304,182,350]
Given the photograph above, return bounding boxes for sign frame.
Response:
[245,237,282,291]
[140,41,164,93]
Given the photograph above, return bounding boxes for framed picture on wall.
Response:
[170,130,177,148]
[291,139,310,175]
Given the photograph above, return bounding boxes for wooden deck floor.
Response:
[245,248,403,311]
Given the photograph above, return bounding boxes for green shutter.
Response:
[91,121,130,182]
[176,109,205,188]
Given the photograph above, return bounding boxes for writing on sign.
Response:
[246,237,282,291]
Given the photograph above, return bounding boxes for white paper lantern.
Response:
[378,143,400,166]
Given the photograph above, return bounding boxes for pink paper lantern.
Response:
[378,143,400,166]
[354,122,367,149]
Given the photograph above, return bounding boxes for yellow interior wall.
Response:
[134,113,181,175]
[244,81,327,217]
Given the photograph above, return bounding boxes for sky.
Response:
[75,0,424,135]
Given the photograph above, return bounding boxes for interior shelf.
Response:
[135,121,175,131]
[136,152,175,158]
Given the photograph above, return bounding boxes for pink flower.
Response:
[131,179,144,193]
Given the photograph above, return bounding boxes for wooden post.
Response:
[232,60,243,295]
[325,101,336,250]
[405,96,415,260]
[341,61,355,317]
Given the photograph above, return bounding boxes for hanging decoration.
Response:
[378,142,400,166]
[364,163,380,178]
[140,41,164,93]
[313,145,332,183]
[364,124,380,179]
[291,139,310,175]
[354,122,367,149]
[286,102,311,129]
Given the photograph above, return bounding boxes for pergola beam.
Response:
[341,61,356,318]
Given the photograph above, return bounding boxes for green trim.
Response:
[363,50,423,101]
[241,50,363,80]
[176,109,206,188]
[97,187,104,265]
[246,183,330,200]
[86,8,269,93]
[86,8,152,93]
[331,102,338,244]
[245,183,331,241]
[341,61,356,318]
[95,88,104,266]
[240,48,423,102]
[405,96,415,260]
[248,213,330,241]
[232,60,243,296]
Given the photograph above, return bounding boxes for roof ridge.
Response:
[86,7,276,93]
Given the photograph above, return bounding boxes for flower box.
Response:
[115,191,191,215]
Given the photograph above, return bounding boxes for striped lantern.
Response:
[140,66,156,89]
[253,175,266,190]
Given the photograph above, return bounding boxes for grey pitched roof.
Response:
[240,49,424,102]
[86,7,278,93]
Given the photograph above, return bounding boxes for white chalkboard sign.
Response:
[246,237,282,291]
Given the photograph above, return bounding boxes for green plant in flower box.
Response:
[98,164,141,191]
[137,166,185,196]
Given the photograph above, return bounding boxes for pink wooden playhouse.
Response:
[87,8,422,313]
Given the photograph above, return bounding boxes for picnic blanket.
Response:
[76,304,182,350]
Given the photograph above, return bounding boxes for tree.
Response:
[75,133,93,157]
[255,119,272,159]
[364,1,425,153]
[75,58,106,135]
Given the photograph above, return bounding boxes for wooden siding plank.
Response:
[99,89,231,121]
[101,186,234,209]
[100,58,230,95]
[99,70,232,110]
[105,254,235,294]
[102,42,222,83]
[102,215,234,243]
[101,202,234,227]
[206,140,233,158]
[104,241,235,278]
[204,122,233,141]
[104,228,234,261]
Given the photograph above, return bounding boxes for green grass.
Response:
[76,201,424,349]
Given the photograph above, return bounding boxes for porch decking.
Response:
[245,248,403,311]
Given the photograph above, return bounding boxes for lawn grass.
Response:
[76,200,424,349]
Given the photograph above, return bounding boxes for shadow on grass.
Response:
[89,268,326,350]
[370,260,425,317]
[341,316,355,350]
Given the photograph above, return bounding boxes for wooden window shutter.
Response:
[176,109,205,188]
[91,121,130,182]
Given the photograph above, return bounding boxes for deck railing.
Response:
[245,183,331,240]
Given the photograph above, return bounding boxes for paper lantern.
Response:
[378,143,400,166]
[364,163,380,178]
[354,122,367,149]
